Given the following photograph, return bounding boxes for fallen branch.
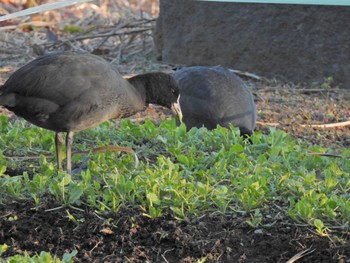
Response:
[43,27,153,52]
[256,121,279,126]
[0,21,55,31]
[42,18,154,47]
[0,0,92,22]
[257,120,350,128]
[228,68,262,80]
[300,120,350,128]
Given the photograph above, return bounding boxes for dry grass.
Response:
[0,0,162,83]
[253,78,350,149]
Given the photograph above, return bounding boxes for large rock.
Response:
[154,0,350,87]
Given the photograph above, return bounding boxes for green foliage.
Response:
[0,247,77,262]
[0,116,349,231]
[313,219,330,236]
[246,209,263,227]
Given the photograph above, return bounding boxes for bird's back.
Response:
[173,66,256,133]
[0,52,145,132]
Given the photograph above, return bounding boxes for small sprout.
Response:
[314,219,330,237]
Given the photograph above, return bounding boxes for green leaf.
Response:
[230,143,244,153]
[62,250,78,262]
[0,243,8,256]
[0,164,6,176]
[147,192,159,206]
[170,206,184,217]
[314,219,324,230]
[68,185,84,204]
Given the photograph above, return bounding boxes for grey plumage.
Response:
[173,66,256,135]
[0,52,182,172]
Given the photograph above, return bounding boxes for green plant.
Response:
[246,209,263,227]
[314,219,330,237]
[0,249,77,263]
[0,116,349,234]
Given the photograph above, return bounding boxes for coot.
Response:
[173,66,256,135]
[0,52,182,172]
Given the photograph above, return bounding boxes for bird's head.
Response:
[129,72,183,121]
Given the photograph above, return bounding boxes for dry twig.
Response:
[228,68,262,80]
[0,0,92,22]
[300,120,350,128]
[257,120,350,129]
[0,21,54,30]
[256,121,279,127]
[286,248,316,263]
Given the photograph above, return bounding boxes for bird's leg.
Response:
[66,131,74,173]
[55,132,64,171]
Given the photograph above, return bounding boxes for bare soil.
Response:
[1,200,349,263]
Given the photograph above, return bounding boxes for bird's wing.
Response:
[1,52,118,106]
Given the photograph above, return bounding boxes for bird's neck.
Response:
[127,74,157,105]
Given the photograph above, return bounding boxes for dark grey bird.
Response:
[0,52,182,173]
[173,66,256,135]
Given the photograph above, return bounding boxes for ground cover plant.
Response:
[0,115,349,262]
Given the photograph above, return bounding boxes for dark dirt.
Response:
[1,200,349,263]
[252,79,350,149]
